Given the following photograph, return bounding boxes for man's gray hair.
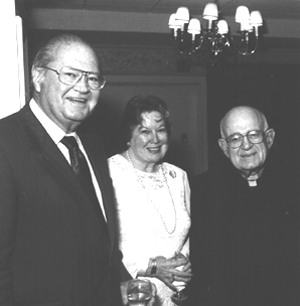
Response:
[32,34,99,70]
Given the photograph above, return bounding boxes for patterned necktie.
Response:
[61,136,100,208]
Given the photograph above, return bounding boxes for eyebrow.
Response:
[65,66,100,75]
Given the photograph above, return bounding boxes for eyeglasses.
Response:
[40,66,106,91]
[224,130,267,149]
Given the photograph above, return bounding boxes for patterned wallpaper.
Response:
[94,44,188,76]
[94,42,300,76]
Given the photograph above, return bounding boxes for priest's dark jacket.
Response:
[187,157,299,306]
[0,104,131,306]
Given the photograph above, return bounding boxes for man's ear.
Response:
[31,66,44,93]
[265,128,275,149]
[218,138,229,158]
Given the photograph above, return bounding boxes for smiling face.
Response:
[218,106,275,178]
[128,111,169,171]
[32,42,101,133]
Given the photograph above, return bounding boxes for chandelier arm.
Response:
[193,36,205,53]
[237,33,259,56]
[238,48,256,56]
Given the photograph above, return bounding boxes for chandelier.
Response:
[168,3,263,64]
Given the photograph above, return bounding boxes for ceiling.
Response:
[21,0,300,21]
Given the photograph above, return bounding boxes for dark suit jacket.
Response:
[0,104,130,306]
[188,160,299,306]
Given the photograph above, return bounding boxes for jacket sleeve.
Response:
[0,145,17,305]
[119,254,133,282]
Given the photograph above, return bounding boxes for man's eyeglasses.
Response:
[40,66,106,91]
[224,130,268,149]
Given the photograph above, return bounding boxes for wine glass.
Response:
[171,253,188,305]
[171,288,187,306]
[127,279,152,306]
[171,277,188,306]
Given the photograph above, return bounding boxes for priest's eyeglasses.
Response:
[40,66,106,91]
[225,130,267,149]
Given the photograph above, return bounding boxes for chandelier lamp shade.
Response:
[168,3,263,62]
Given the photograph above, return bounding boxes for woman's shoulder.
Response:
[108,153,122,163]
[108,153,129,170]
[162,162,187,179]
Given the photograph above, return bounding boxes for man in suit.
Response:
[188,106,298,306]
[0,34,156,305]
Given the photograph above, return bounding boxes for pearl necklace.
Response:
[126,151,177,235]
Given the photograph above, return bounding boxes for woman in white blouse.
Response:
[108,95,192,306]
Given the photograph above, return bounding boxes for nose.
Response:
[151,132,159,143]
[241,135,253,150]
[73,74,89,92]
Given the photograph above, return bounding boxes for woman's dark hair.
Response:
[120,95,171,149]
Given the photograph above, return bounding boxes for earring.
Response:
[127,142,131,147]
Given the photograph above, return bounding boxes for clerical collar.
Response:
[247,174,259,187]
[248,180,257,187]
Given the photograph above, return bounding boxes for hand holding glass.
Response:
[127,279,152,306]
[171,253,189,305]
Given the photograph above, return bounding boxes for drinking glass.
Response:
[171,289,187,306]
[171,253,188,305]
[127,279,152,306]
[171,276,188,306]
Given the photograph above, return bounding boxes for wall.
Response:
[24,8,300,177]
[27,8,300,39]
[0,1,26,119]
[97,75,207,177]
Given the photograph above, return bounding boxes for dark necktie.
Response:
[61,136,102,212]
[61,136,109,244]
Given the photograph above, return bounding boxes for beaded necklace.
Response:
[126,150,177,235]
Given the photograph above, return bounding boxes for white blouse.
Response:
[108,154,191,306]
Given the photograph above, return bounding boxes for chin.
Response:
[241,165,261,173]
[242,163,257,168]
[67,111,90,122]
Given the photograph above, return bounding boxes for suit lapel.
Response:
[21,106,82,198]
[41,138,90,206]
[21,106,106,219]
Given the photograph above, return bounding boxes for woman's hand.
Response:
[172,253,192,283]
[150,254,193,291]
